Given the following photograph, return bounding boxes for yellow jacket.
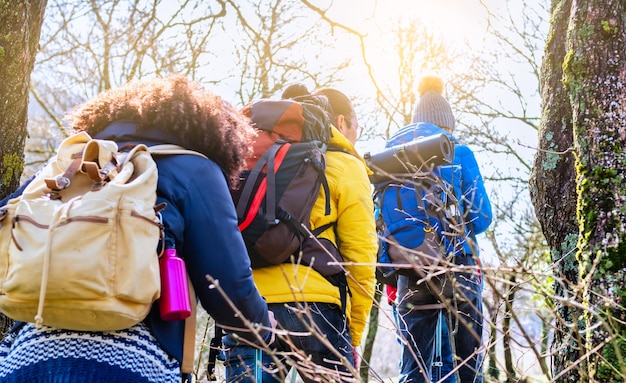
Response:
[252,126,378,346]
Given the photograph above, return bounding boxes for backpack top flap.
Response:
[20,131,93,200]
[243,99,331,144]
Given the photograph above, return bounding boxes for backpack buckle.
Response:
[44,176,71,191]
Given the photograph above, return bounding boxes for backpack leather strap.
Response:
[44,156,83,194]
[148,145,204,375]
[181,276,197,374]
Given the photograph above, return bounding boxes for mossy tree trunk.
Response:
[566,1,626,381]
[532,0,626,381]
[529,0,581,381]
[0,0,48,338]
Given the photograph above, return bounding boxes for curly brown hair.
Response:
[64,74,255,182]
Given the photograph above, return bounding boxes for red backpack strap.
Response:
[237,142,290,231]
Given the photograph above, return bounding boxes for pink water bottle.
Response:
[159,247,192,321]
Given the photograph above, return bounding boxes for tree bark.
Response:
[565,0,626,381]
[0,0,48,337]
[529,1,582,381]
[533,0,626,381]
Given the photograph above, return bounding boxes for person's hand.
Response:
[266,310,277,345]
[352,346,361,370]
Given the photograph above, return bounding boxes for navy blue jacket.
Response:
[1,122,271,364]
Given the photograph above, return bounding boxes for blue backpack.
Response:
[374,123,467,284]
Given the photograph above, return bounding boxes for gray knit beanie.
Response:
[411,75,455,131]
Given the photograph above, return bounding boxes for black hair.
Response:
[313,87,356,130]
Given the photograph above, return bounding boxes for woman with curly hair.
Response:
[0,75,274,383]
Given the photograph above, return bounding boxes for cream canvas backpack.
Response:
[0,132,201,332]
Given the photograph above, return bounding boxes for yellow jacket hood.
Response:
[328,126,373,176]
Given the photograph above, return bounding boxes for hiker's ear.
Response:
[335,115,346,132]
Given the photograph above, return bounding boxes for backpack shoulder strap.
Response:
[181,276,197,375]
[149,144,208,160]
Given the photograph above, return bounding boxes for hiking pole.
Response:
[433,311,443,382]
[255,348,263,382]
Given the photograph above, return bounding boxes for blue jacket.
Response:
[385,122,492,256]
[1,121,271,364]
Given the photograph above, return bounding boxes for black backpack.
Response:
[233,99,331,266]
[232,99,349,309]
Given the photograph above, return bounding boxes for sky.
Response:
[323,0,545,170]
[36,0,546,250]
[325,0,547,263]
[322,0,541,133]
[327,0,507,67]
[330,0,498,43]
